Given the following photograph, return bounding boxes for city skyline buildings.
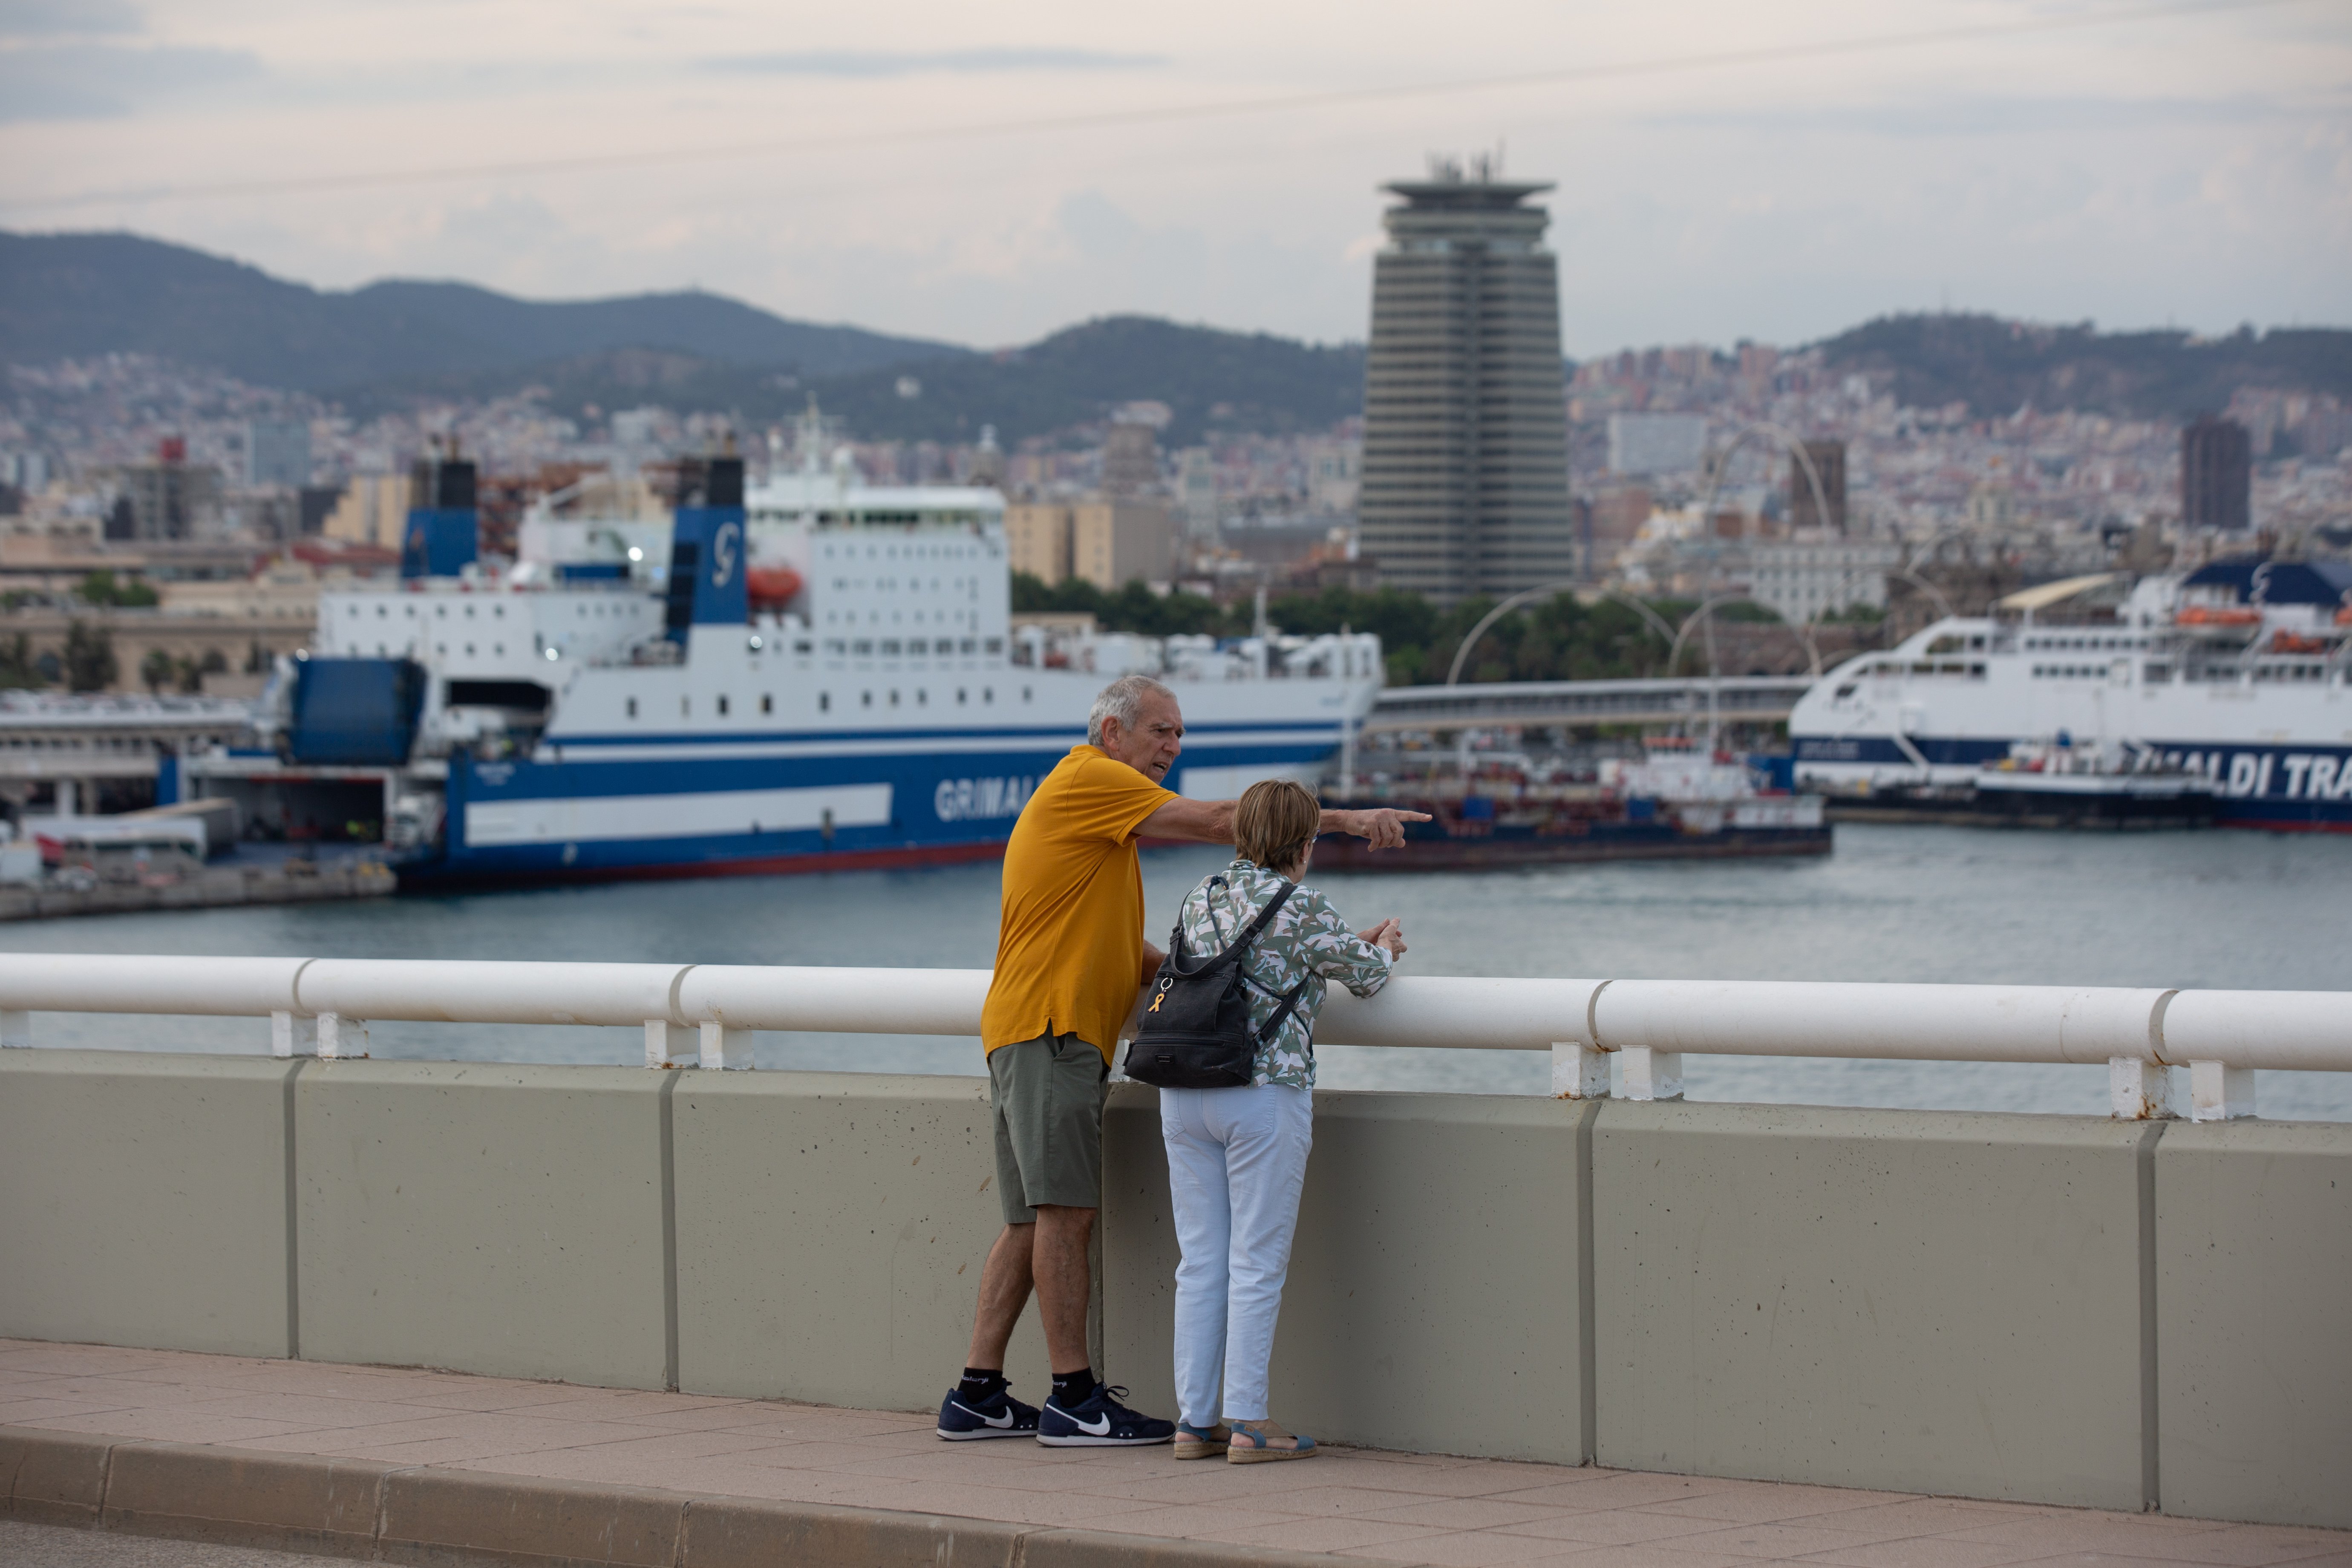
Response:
[0,1,2341,358]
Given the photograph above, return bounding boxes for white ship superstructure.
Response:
[1788,558,2352,830]
[200,450,1380,883]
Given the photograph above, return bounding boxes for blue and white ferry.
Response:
[1787,557,2352,832]
[206,453,1379,886]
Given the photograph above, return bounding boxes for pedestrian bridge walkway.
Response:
[6,1341,2344,1568]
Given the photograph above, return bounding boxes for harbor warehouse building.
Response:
[1360,167,1576,603]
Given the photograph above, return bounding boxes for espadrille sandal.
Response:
[1173,1422,1230,1459]
[1227,1420,1316,1463]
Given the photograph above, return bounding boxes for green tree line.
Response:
[1011,574,1821,686]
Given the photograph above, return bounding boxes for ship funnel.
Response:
[664,456,747,642]
[401,457,478,579]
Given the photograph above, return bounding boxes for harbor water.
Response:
[8,823,2349,1121]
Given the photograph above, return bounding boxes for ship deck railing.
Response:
[3,956,2346,1123]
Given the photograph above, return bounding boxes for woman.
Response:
[1157,778,1405,1463]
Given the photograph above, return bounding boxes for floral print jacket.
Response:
[1166,858,1394,1090]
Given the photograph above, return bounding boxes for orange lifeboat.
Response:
[2176,605,2262,626]
[746,565,802,609]
[2271,631,2329,655]
[2338,606,2352,626]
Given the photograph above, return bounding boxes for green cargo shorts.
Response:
[989,1031,1111,1225]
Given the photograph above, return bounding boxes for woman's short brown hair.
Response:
[1234,778,1322,873]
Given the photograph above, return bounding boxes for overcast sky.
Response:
[2,0,2346,357]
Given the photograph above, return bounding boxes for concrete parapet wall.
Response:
[0,1050,297,1359]
[293,1059,670,1389]
[670,1071,1054,1408]
[2154,1121,2352,1529]
[1106,1087,1594,1464]
[1593,1102,2156,1510]
[3,1050,2346,1525]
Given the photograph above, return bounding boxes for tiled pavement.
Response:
[3,1340,2345,1568]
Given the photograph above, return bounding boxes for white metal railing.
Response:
[1,955,2345,1123]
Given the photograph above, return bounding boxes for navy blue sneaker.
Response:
[937,1381,1040,1441]
[1037,1383,1175,1447]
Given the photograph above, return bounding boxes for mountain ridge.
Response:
[1813,313,2352,422]
[0,231,964,389]
[6,230,2348,444]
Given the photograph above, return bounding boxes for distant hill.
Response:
[0,231,963,388]
[13,232,2345,446]
[803,317,1365,447]
[306,317,1366,447]
[1816,314,2352,421]
[1,231,1366,445]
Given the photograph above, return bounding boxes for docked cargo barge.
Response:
[1313,749,1830,872]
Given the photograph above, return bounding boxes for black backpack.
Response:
[1125,876,1311,1090]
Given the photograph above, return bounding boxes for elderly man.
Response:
[938,674,1425,1447]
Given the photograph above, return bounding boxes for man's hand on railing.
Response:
[1323,807,1431,850]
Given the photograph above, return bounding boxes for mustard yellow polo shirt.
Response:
[981,744,1178,1063]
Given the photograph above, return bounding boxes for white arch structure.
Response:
[1444,583,1680,687]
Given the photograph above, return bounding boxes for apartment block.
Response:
[1004,499,1173,591]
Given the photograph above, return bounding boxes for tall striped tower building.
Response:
[1359,166,1575,603]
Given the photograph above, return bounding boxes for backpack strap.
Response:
[1163,876,1229,974]
[1229,880,1311,1052]
[1253,974,1314,1050]
[1227,879,1296,955]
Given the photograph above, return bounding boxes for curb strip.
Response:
[1,1424,1355,1568]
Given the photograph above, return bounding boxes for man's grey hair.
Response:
[1088,674,1176,747]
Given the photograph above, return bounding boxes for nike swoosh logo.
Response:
[952,1401,1014,1428]
[1075,1412,1113,1436]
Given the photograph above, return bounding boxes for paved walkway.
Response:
[4,1340,2345,1568]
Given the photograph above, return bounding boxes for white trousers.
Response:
[1159,1082,1313,1427]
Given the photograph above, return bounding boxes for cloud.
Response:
[0,43,262,121]
[700,47,1163,78]
[0,0,141,37]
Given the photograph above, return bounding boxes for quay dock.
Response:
[2,959,2346,1559]
[0,849,394,922]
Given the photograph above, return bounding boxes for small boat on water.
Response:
[1314,744,1830,872]
[1822,736,2219,831]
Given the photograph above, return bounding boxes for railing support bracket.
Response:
[1551,1040,1608,1099]
[646,1020,694,1069]
[2108,1057,2173,1120]
[1620,1046,1683,1102]
[2188,1061,2255,1122]
[271,1011,317,1059]
[700,1022,755,1071]
[316,1012,365,1059]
